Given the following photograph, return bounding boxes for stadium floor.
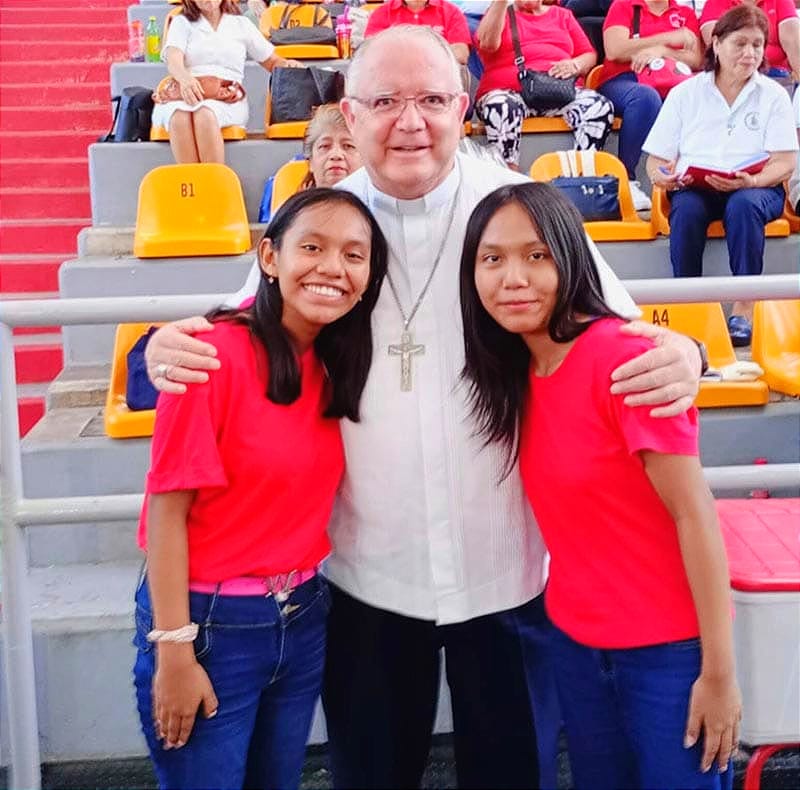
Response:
[1,736,798,789]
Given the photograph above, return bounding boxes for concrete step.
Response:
[13,332,64,384]
[0,158,89,189]
[47,363,110,410]
[1,186,91,219]
[1,0,131,7]
[0,40,127,62]
[0,255,64,292]
[0,59,116,83]
[17,381,48,437]
[0,218,85,254]
[0,104,113,133]
[0,82,110,106]
[0,23,127,42]
[58,251,253,365]
[0,8,128,24]
[0,130,101,159]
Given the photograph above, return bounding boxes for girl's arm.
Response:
[641,452,741,773]
[147,490,219,750]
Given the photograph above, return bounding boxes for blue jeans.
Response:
[598,72,663,179]
[465,12,484,81]
[132,574,330,790]
[323,585,560,789]
[669,186,786,277]
[549,626,734,790]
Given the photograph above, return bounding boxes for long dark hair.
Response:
[460,182,620,476]
[703,5,769,73]
[209,188,387,421]
[181,1,241,22]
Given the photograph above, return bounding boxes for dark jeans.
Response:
[132,575,330,790]
[323,584,561,789]
[550,626,735,790]
[669,186,786,277]
[598,72,663,179]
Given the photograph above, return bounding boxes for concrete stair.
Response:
[0,0,129,435]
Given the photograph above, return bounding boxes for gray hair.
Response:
[346,24,463,97]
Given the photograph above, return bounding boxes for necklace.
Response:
[384,178,460,391]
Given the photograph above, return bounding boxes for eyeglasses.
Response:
[348,92,460,118]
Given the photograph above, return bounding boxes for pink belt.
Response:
[189,568,317,597]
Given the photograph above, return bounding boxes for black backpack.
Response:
[100,86,154,142]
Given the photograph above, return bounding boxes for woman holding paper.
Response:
[642,4,797,346]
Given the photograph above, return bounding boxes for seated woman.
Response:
[153,0,301,164]
[475,0,614,170]
[301,104,362,189]
[644,5,798,345]
[599,0,703,210]
[700,0,799,80]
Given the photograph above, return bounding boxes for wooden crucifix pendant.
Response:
[388,331,425,392]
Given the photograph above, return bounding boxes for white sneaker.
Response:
[629,180,652,212]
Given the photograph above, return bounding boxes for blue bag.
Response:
[550,175,620,221]
[126,327,160,411]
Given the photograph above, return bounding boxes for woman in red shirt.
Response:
[459,182,741,789]
[475,0,614,169]
[132,188,388,790]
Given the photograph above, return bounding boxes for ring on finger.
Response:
[156,363,169,379]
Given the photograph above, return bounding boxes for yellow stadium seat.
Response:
[584,65,603,90]
[752,300,800,397]
[638,303,769,407]
[134,163,251,258]
[264,89,310,139]
[149,78,247,141]
[530,151,656,241]
[651,186,791,237]
[270,159,310,216]
[104,322,163,439]
[259,2,339,59]
[163,5,181,38]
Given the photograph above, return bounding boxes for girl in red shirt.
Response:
[459,182,740,789]
[132,188,388,790]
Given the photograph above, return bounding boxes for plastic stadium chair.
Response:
[638,302,769,407]
[752,300,800,397]
[270,159,310,216]
[259,2,339,59]
[134,163,251,258]
[530,151,656,241]
[584,65,603,90]
[162,5,181,38]
[149,78,247,141]
[104,323,162,439]
[651,186,791,237]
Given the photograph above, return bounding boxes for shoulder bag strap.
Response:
[580,147,597,176]
[632,5,641,39]
[557,150,571,176]
[314,4,331,26]
[507,7,527,74]
[278,3,295,30]
[566,149,580,176]
[100,95,122,142]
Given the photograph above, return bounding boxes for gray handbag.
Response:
[270,3,337,46]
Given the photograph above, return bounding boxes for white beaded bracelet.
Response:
[146,623,199,643]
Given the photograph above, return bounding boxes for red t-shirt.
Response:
[700,0,797,71]
[518,318,701,649]
[365,0,471,46]
[477,6,595,99]
[138,320,343,582]
[600,0,701,85]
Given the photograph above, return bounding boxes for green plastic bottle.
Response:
[145,16,161,63]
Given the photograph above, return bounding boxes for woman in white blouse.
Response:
[643,4,797,346]
[154,0,300,164]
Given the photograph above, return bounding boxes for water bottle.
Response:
[336,11,352,59]
[128,20,145,62]
[145,16,161,63]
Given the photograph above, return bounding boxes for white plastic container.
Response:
[733,589,800,745]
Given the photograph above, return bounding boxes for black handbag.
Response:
[508,7,576,112]
[99,86,154,142]
[270,3,337,46]
[270,66,345,123]
[550,150,620,221]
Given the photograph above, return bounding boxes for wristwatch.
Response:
[693,338,709,377]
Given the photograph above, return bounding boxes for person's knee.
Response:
[724,189,769,224]
[169,110,193,134]
[670,192,709,226]
[629,84,662,122]
[192,108,221,132]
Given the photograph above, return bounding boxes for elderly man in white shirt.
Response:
[145,24,704,790]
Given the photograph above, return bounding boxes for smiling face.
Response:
[714,24,765,80]
[515,0,545,14]
[340,35,469,200]
[259,201,372,348]
[473,201,559,342]
[309,127,361,187]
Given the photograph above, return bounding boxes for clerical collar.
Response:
[367,160,460,216]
